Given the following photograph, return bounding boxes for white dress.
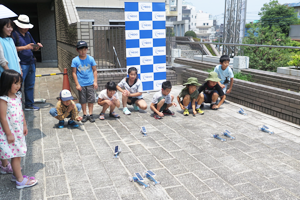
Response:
[0,92,26,159]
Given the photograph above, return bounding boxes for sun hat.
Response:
[0,5,17,19]
[76,41,88,49]
[13,14,34,29]
[60,89,73,101]
[183,77,201,86]
[205,72,221,82]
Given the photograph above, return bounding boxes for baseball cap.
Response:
[76,41,88,49]
[60,89,73,101]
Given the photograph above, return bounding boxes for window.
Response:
[207,23,209,25]
[203,23,205,26]
[192,15,193,18]
[195,23,197,26]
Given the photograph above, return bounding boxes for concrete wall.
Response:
[74,0,164,8]
[37,3,57,62]
[77,8,125,25]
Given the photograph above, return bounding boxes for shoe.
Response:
[163,109,174,115]
[68,120,79,128]
[133,103,139,111]
[109,112,120,118]
[82,115,88,123]
[123,107,131,115]
[25,105,40,111]
[16,176,38,189]
[196,108,204,115]
[154,113,162,119]
[88,115,95,123]
[58,120,64,128]
[183,109,189,116]
[0,162,13,174]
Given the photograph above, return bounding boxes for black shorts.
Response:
[127,97,143,105]
[78,85,95,104]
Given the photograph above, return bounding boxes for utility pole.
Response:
[222,0,247,56]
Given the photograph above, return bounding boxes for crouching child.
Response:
[177,77,204,116]
[97,81,120,120]
[150,81,176,119]
[49,89,82,128]
[198,72,226,110]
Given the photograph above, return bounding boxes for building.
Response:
[195,10,216,41]
[182,4,197,31]
[165,0,182,22]
[285,2,300,18]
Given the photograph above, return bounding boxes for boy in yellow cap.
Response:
[177,77,204,116]
[198,72,226,110]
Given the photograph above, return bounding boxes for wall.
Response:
[77,8,125,25]
[74,0,165,8]
[180,68,300,125]
[37,3,57,62]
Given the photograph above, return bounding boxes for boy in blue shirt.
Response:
[214,55,234,94]
[72,41,98,123]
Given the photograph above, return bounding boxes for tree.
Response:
[243,25,300,71]
[259,0,298,35]
[184,31,197,38]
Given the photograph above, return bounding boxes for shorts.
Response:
[154,97,167,112]
[127,97,143,105]
[78,85,95,104]
[203,90,219,103]
[222,83,229,94]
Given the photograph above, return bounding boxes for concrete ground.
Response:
[1,68,300,200]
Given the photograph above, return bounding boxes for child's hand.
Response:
[172,102,177,107]
[226,88,231,93]
[7,133,15,144]
[158,112,164,117]
[212,104,219,109]
[67,103,75,112]
[180,104,185,110]
[76,85,82,91]
[76,116,83,121]
[123,90,130,97]
[193,110,197,115]
[106,100,113,106]
[23,125,28,136]
[93,82,98,89]
[220,84,225,89]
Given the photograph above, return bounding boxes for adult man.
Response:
[12,14,43,110]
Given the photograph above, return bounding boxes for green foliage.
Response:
[259,0,298,35]
[234,72,253,82]
[204,44,217,56]
[204,68,214,73]
[184,31,197,38]
[287,54,300,69]
[243,25,296,71]
[245,23,252,29]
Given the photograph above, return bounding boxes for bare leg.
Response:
[88,103,93,115]
[156,99,165,112]
[81,103,87,115]
[197,93,205,105]
[211,93,219,103]
[182,95,191,107]
[122,94,129,108]
[11,157,23,182]
[1,159,8,167]
[110,104,116,113]
[101,103,109,114]
[135,99,147,110]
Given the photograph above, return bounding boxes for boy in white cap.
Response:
[12,14,43,111]
[49,90,82,128]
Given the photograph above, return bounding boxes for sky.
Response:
[185,0,299,24]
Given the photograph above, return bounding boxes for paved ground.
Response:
[1,68,300,200]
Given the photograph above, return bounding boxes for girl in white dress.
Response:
[0,70,37,189]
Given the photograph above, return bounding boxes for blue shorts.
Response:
[203,90,219,103]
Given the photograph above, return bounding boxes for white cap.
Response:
[60,89,73,101]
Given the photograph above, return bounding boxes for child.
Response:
[97,81,120,120]
[214,55,234,94]
[177,77,204,116]
[0,69,38,189]
[72,41,98,123]
[116,67,147,115]
[49,89,82,128]
[198,71,226,110]
[150,81,176,119]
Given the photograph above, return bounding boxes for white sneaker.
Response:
[123,107,131,115]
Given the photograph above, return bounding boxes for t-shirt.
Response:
[179,87,199,100]
[152,91,172,104]
[71,55,97,87]
[214,65,234,84]
[12,30,36,65]
[98,89,119,101]
[198,81,224,97]
[0,37,21,76]
[118,78,143,99]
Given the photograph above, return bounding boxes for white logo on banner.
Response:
[141,73,154,81]
[126,48,140,57]
[153,30,165,38]
[126,12,139,21]
[139,3,152,11]
[126,30,139,40]
[139,21,152,30]
[140,39,153,48]
[141,56,153,65]
[156,81,162,88]
[153,12,166,21]
[154,64,166,72]
[153,47,166,55]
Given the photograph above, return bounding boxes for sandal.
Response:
[16,175,38,189]
[99,113,105,120]
[109,112,120,118]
